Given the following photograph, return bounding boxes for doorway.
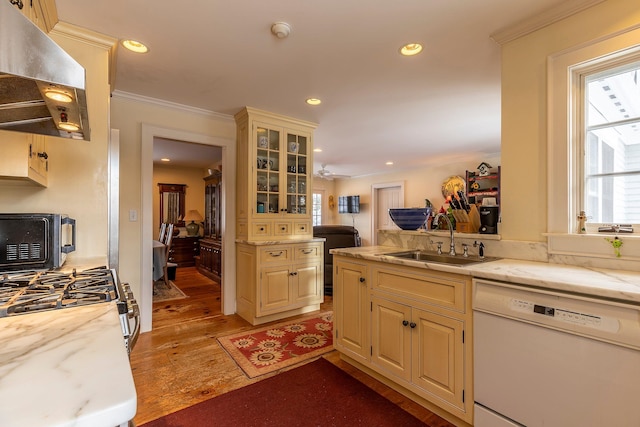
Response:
[371,182,403,245]
[140,124,236,333]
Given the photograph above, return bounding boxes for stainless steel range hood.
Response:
[0,0,90,140]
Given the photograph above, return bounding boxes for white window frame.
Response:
[547,26,640,259]
[312,190,324,226]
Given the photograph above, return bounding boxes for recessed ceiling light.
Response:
[45,90,73,103]
[59,122,80,132]
[399,43,423,56]
[313,148,322,152]
[161,158,170,162]
[306,98,322,106]
[386,161,394,165]
[122,39,149,53]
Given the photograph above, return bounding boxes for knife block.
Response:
[454,205,480,233]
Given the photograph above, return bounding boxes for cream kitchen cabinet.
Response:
[334,258,370,364]
[13,0,57,32]
[235,107,316,241]
[0,132,48,186]
[333,255,474,426]
[236,241,323,325]
[371,296,465,413]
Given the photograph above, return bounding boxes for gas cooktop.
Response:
[0,267,118,318]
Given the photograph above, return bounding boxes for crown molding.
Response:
[490,0,605,45]
[51,22,118,89]
[112,90,235,121]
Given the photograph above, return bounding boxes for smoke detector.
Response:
[271,22,291,39]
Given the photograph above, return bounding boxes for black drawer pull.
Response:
[269,251,283,257]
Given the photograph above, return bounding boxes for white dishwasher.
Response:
[473,278,640,427]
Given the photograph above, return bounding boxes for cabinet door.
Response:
[292,262,322,306]
[334,260,370,363]
[255,122,283,216]
[258,265,292,315]
[412,308,465,410]
[29,135,48,179]
[284,131,311,216]
[371,296,412,382]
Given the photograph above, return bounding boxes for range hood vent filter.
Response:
[0,0,90,140]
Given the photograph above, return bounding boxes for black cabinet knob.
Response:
[359,277,365,283]
[410,322,416,329]
[402,320,409,326]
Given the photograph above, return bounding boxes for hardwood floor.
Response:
[130,267,455,426]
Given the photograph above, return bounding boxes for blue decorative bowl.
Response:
[389,208,432,230]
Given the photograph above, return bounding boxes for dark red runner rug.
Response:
[140,357,428,426]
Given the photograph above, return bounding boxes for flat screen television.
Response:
[338,195,360,214]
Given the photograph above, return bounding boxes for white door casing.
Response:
[371,182,404,245]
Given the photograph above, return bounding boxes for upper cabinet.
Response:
[235,107,317,241]
[15,0,57,33]
[203,171,222,239]
[0,132,48,186]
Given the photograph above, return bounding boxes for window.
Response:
[581,61,640,230]
[548,27,640,258]
[312,192,322,226]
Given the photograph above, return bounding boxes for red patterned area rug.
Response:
[217,311,333,378]
[140,357,430,427]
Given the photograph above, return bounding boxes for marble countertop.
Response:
[0,303,137,427]
[331,246,640,304]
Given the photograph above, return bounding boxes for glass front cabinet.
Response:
[235,107,317,241]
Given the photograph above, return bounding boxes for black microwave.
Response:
[0,213,76,271]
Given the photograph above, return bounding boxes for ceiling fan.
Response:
[315,164,350,180]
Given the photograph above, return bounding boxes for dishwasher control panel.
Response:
[473,279,640,349]
[509,298,618,332]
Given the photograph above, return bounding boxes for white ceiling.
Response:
[153,137,222,169]
[55,0,585,178]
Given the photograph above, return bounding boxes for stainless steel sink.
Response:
[382,250,500,266]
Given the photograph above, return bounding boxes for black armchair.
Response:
[313,225,361,296]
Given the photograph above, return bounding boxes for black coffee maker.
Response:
[479,206,499,234]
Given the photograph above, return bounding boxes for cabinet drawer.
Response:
[294,221,310,235]
[274,222,291,235]
[294,244,322,261]
[253,222,271,236]
[259,247,292,263]
[371,266,467,313]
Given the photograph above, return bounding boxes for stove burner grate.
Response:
[0,267,118,317]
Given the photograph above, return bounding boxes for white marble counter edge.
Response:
[0,303,137,427]
[330,246,640,304]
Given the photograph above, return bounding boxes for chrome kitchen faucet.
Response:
[434,213,456,256]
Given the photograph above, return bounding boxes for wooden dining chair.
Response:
[158,223,167,242]
[161,224,177,288]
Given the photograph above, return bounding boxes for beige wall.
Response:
[111,95,235,324]
[0,25,113,262]
[153,164,210,236]
[333,155,501,246]
[500,0,640,241]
